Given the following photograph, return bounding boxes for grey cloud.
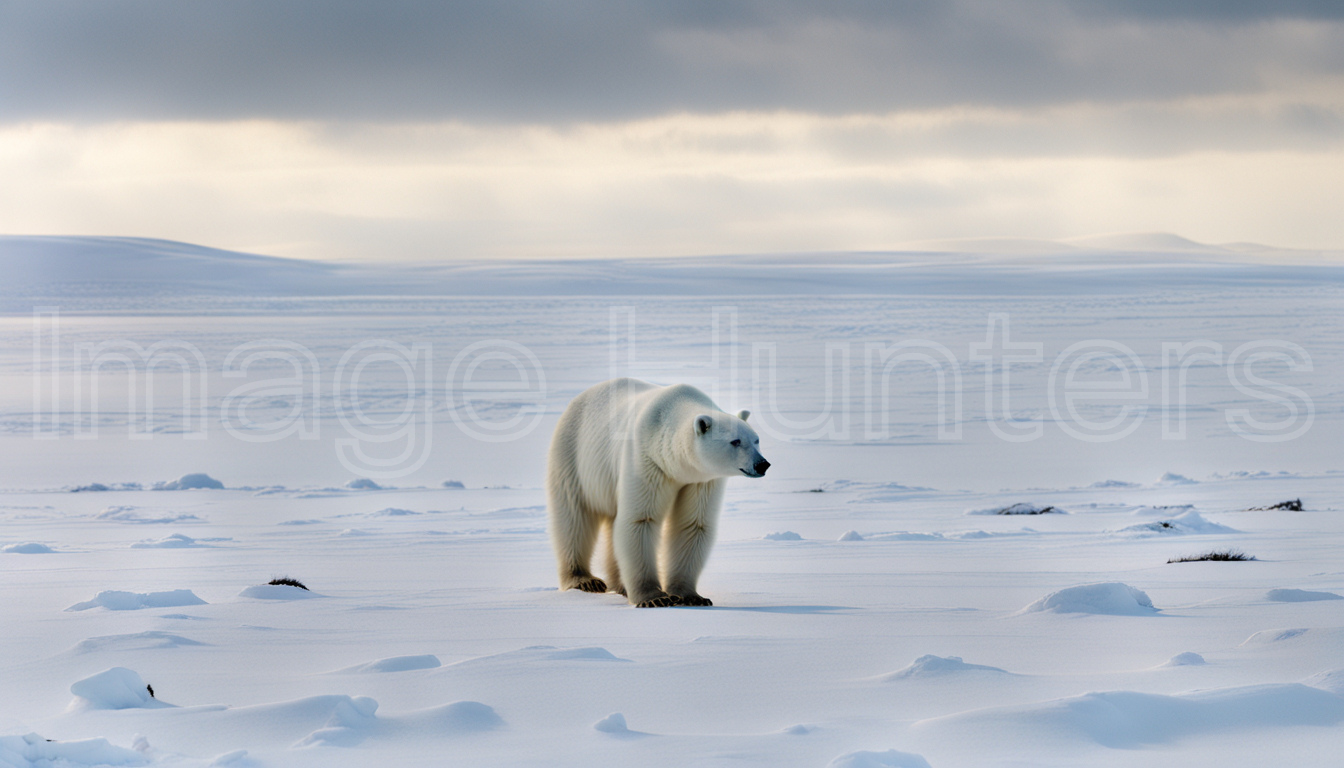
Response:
[0,1,1341,122]
[1072,1,1344,22]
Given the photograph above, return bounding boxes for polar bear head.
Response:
[694,410,770,478]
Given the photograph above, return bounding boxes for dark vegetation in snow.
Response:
[1168,549,1256,563]
[1250,498,1303,511]
[268,577,309,590]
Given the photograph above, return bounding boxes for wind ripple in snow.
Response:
[1266,588,1342,602]
[913,683,1344,750]
[826,749,932,768]
[444,645,631,670]
[332,655,441,674]
[95,506,203,524]
[71,631,208,654]
[131,533,229,549]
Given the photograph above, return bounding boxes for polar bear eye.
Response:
[730,439,741,447]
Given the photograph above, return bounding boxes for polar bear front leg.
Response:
[662,480,724,607]
[613,475,678,607]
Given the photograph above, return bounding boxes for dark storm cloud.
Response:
[1,0,1340,122]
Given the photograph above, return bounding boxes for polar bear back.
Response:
[548,378,720,517]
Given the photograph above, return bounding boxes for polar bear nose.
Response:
[753,459,771,476]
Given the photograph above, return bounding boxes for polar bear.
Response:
[547,378,769,607]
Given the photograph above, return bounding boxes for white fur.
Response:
[546,378,768,607]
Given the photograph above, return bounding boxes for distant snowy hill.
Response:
[1,236,353,298]
[2,234,1341,308]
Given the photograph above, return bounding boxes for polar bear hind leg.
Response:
[548,477,607,593]
[600,517,626,596]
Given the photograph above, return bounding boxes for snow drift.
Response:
[65,589,206,612]
[1018,583,1157,616]
[882,655,1010,680]
[913,683,1344,749]
[68,667,173,711]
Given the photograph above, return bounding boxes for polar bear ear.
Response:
[737,410,750,422]
[696,415,713,435]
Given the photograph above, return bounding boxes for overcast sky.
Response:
[2,0,1342,260]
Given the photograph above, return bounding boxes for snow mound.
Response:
[763,531,803,541]
[950,530,1027,540]
[69,667,173,710]
[913,683,1344,749]
[442,480,466,489]
[1240,627,1309,646]
[154,473,224,490]
[392,701,504,735]
[0,733,148,766]
[838,530,865,541]
[367,507,419,518]
[336,654,441,674]
[72,631,207,653]
[852,481,932,502]
[883,655,1010,680]
[826,749,933,768]
[1114,510,1237,536]
[3,542,55,554]
[95,506,203,524]
[345,478,382,490]
[1266,588,1343,602]
[1019,583,1157,616]
[292,695,380,748]
[1088,479,1139,488]
[238,584,323,600]
[71,481,142,492]
[1305,669,1344,695]
[1158,472,1197,485]
[592,712,647,737]
[967,502,1065,516]
[866,531,944,541]
[66,589,206,611]
[210,750,254,767]
[1161,652,1207,667]
[130,533,218,548]
[191,694,382,750]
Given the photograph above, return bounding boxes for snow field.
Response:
[1,251,1341,766]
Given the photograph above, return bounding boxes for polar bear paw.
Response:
[635,593,682,608]
[675,593,713,607]
[572,576,609,593]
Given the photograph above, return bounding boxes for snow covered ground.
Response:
[1,236,1341,766]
